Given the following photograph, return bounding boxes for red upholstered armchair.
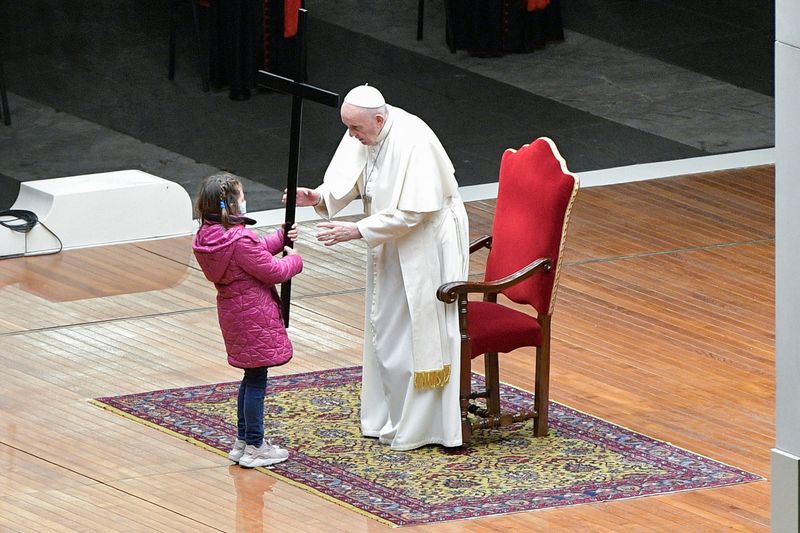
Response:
[437,137,579,444]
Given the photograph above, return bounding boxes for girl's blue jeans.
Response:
[237,367,268,446]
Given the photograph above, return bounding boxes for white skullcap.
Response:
[343,84,386,109]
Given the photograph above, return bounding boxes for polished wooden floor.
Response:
[0,166,773,532]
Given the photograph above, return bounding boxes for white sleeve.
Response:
[357,209,428,247]
[314,181,361,220]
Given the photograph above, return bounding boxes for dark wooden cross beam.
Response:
[256,8,340,327]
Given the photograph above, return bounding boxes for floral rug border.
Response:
[92,366,763,527]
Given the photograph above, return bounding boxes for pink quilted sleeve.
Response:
[262,227,286,256]
[236,236,303,286]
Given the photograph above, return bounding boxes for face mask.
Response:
[238,200,247,215]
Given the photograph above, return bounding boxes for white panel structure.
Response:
[777,0,800,49]
[773,16,800,533]
[0,170,194,258]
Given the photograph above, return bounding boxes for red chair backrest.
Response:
[485,138,578,315]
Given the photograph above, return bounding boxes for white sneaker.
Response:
[228,439,247,462]
[238,440,289,468]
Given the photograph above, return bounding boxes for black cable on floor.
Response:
[0,209,38,232]
[0,209,63,258]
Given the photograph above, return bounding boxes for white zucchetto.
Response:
[343,85,386,109]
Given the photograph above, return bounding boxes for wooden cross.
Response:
[256,8,340,327]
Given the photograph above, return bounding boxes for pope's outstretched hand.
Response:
[283,187,320,207]
[316,221,361,246]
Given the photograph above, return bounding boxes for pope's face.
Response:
[341,104,385,146]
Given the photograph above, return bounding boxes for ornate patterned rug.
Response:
[92,367,761,527]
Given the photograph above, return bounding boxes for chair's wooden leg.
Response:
[168,0,177,81]
[484,352,501,417]
[533,317,551,437]
[460,351,473,445]
[457,293,473,445]
[460,393,472,444]
[460,417,472,445]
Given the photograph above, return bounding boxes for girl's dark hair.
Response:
[195,173,244,229]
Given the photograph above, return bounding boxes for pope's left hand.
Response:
[316,221,361,246]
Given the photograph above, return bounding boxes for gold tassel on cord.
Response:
[414,365,451,389]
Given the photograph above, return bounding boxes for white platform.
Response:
[241,147,776,228]
[0,171,194,258]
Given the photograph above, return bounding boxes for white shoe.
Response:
[228,439,247,462]
[238,440,289,468]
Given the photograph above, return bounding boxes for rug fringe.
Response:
[88,399,230,459]
[257,469,398,527]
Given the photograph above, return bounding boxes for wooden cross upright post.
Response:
[256,8,340,327]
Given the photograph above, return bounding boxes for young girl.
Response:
[192,173,303,468]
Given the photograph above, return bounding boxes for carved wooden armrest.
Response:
[469,235,492,254]
[436,257,552,303]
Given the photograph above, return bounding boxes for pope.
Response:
[288,84,470,451]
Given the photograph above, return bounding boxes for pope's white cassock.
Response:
[314,103,470,450]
